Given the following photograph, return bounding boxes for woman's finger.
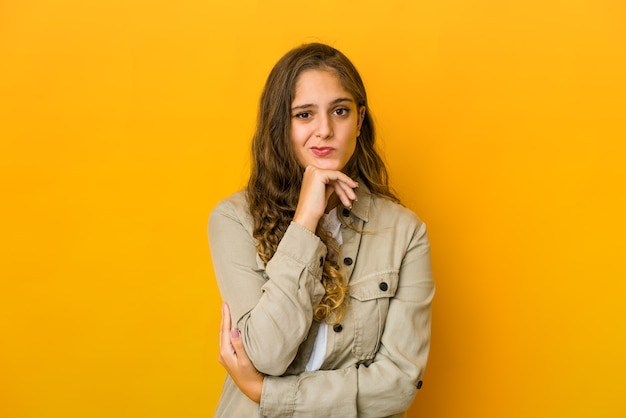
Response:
[219,303,234,362]
[331,182,349,209]
[219,304,223,350]
[330,181,354,209]
[319,169,358,189]
[304,165,357,188]
[230,328,248,363]
[222,303,231,329]
[312,168,358,207]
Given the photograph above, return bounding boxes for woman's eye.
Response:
[334,108,349,116]
[295,112,311,119]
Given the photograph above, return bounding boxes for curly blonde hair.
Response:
[247,43,399,324]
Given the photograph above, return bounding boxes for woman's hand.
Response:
[293,165,359,233]
[219,303,264,403]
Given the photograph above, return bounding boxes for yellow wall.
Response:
[1,1,625,417]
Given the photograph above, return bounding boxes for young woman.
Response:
[209,43,434,417]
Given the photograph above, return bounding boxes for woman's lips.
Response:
[311,147,334,157]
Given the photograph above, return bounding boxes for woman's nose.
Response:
[315,115,333,139]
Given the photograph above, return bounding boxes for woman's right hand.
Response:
[292,165,359,233]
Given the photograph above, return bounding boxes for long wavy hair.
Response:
[247,43,399,324]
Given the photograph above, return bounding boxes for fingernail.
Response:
[231,328,240,339]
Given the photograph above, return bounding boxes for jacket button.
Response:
[379,282,389,291]
[342,208,350,217]
[333,324,343,333]
[416,380,423,389]
[319,257,324,267]
[343,257,353,266]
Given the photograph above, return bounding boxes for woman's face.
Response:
[289,69,365,172]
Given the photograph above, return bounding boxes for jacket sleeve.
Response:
[208,198,327,376]
[259,222,435,418]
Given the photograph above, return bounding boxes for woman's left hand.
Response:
[218,303,265,403]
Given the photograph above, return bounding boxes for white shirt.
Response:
[305,207,343,371]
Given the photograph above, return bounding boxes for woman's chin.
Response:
[309,160,344,171]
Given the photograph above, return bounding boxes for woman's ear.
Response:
[357,106,366,136]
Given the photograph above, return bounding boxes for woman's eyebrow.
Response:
[291,103,315,111]
[291,97,354,111]
[330,97,354,105]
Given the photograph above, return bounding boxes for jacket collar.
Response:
[340,182,371,223]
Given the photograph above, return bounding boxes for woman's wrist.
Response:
[292,211,320,233]
[247,375,264,404]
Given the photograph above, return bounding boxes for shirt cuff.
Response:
[273,221,327,278]
[260,375,298,417]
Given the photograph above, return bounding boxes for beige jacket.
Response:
[208,185,434,417]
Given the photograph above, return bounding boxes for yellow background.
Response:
[1,0,625,417]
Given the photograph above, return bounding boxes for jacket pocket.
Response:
[348,271,398,360]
